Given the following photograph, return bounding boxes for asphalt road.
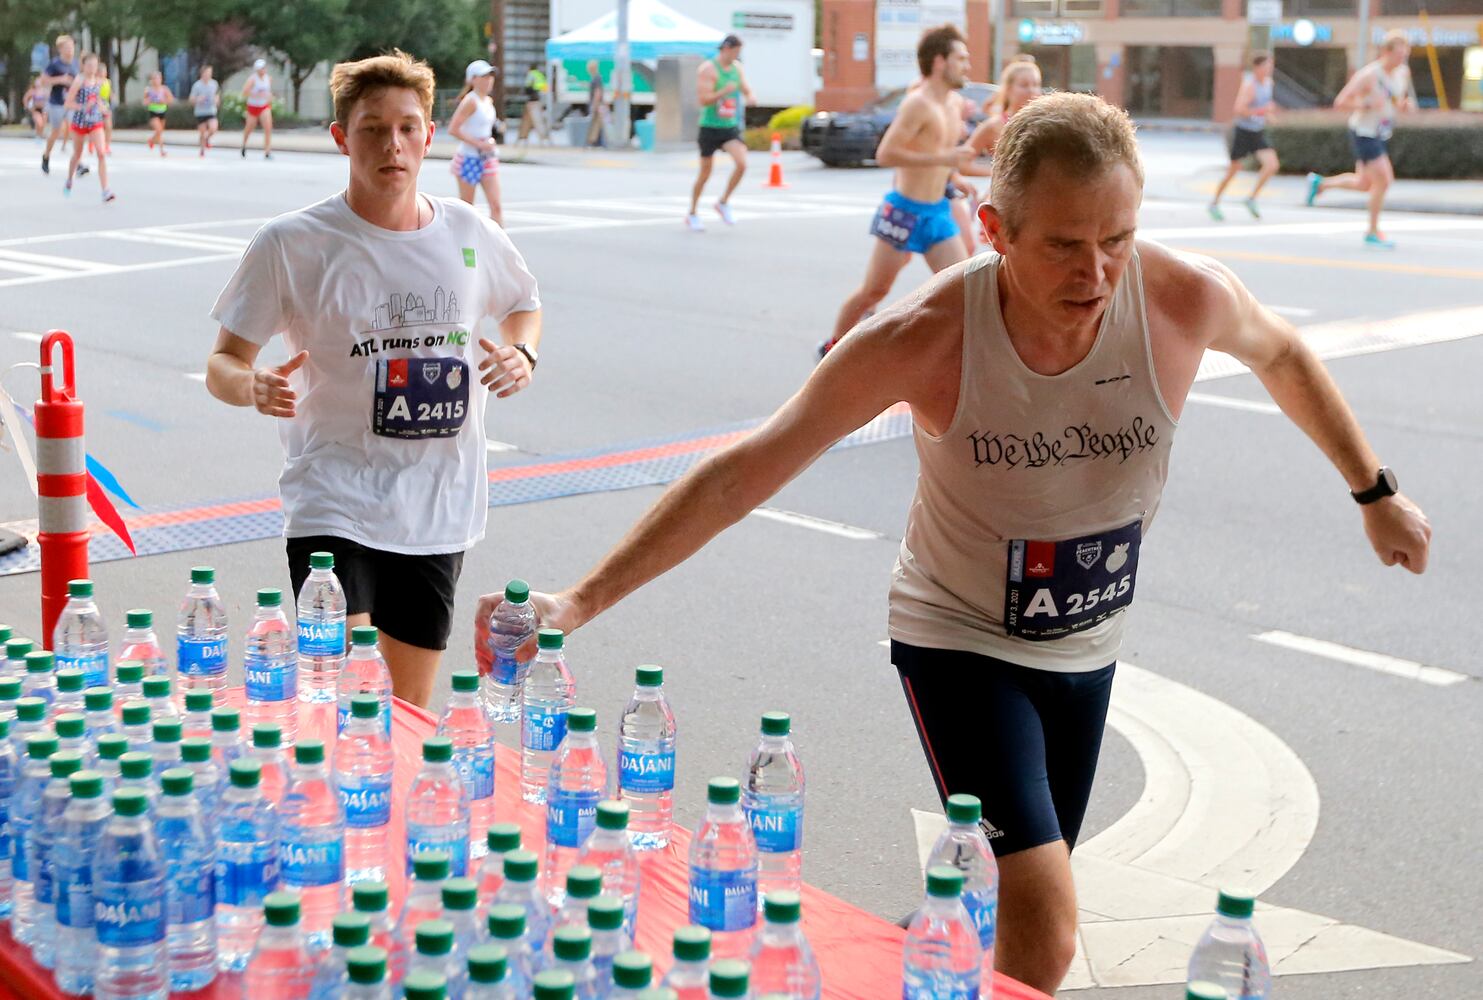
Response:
[1,131,1480,997]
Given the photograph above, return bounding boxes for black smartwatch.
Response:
[513,343,538,371]
[1351,466,1398,505]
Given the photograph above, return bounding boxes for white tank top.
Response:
[247,72,272,105]
[458,95,498,158]
[1349,63,1406,139]
[888,251,1178,672]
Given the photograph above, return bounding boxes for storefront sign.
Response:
[853,32,869,61]
[1273,19,1332,46]
[1017,19,1087,46]
[733,12,794,32]
[1247,0,1282,27]
[1375,26,1481,49]
[876,0,966,88]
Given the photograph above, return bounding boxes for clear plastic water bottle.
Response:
[467,942,516,1000]
[95,733,129,793]
[244,588,300,746]
[477,823,523,916]
[33,749,85,968]
[927,793,998,978]
[521,629,576,805]
[486,904,537,992]
[584,896,626,989]
[53,579,110,689]
[93,787,170,1000]
[345,944,394,1000]
[84,686,118,750]
[311,912,372,999]
[550,925,600,1000]
[395,849,451,983]
[406,969,453,1000]
[118,751,160,815]
[152,718,184,774]
[10,733,56,947]
[491,851,553,962]
[211,705,246,772]
[443,877,482,964]
[9,696,48,761]
[335,694,394,886]
[0,719,16,920]
[216,759,282,972]
[577,801,641,937]
[121,702,153,750]
[610,951,653,998]
[338,627,392,740]
[143,675,181,725]
[156,767,218,991]
[410,919,464,998]
[545,708,607,905]
[748,891,820,1000]
[661,925,712,1000]
[708,960,752,1000]
[297,551,347,707]
[743,713,805,904]
[551,866,602,939]
[55,711,89,760]
[114,661,145,710]
[407,737,472,877]
[352,880,397,956]
[119,609,170,679]
[179,737,223,826]
[902,867,982,1000]
[439,670,496,862]
[0,674,23,722]
[53,669,87,717]
[1186,890,1272,999]
[53,769,111,994]
[0,631,22,676]
[250,722,292,807]
[182,690,215,740]
[22,650,57,711]
[484,580,537,725]
[689,777,759,962]
[246,891,316,996]
[616,665,676,852]
[177,566,230,700]
[280,739,345,949]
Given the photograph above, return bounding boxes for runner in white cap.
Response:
[241,58,274,159]
[449,60,504,226]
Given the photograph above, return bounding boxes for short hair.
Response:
[991,92,1143,234]
[917,24,966,79]
[1251,54,1270,68]
[56,34,73,48]
[1382,29,1410,52]
[330,49,435,127]
[1011,53,1036,65]
[721,34,742,50]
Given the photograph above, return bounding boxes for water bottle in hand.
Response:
[1186,890,1271,999]
[177,567,229,700]
[902,867,982,1000]
[53,579,108,690]
[297,551,347,707]
[521,629,575,805]
[484,580,537,725]
[744,713,805,905]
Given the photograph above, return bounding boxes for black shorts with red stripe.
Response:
[891,640,1115,858]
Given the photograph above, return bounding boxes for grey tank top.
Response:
[888,250,1178,672]
[1237,77,1273,132]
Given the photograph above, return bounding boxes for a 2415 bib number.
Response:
[373,356,470,439]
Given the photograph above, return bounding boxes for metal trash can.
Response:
[566,114,590,147]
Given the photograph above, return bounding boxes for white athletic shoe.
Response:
[686,214,704,232]
[714,202,736,226]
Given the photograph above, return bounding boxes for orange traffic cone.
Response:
[765,131,788,188]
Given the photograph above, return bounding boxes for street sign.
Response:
[1248,0,1282,26]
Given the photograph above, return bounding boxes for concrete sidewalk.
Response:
[1166,165,1483,218]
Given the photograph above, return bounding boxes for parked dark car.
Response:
[802,82,996,167]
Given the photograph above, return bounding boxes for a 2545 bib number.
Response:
[1004,520,1141,641]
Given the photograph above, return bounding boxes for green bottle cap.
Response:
[0,677,22,700]
[612,951,652,989]
[503,849,538,882]
[294,739,325,765]
[1187,983,1227,1000]
[422,736,453,763]
[25,651,54,674]
[95,733,129,761]
[55,669,85,693]
[1216,889,1256,920]
[351,625,379,646]
[635,664,663,687]
[126,609,153,629]
[181,737,212,763]
[595,800,629,831]
[49,750,83,778]
[115,662,143,683]
[487,904,526,941]
[566,865,602,899]
[707,776,741,805]
[0,719,8,739]
[251,724,281,749]
[184,691,214,713]
[536,628,564,650]
[15,697,46,723]
[54,713,86,738]
[119,751,153,780]
[346,945,387,985]
[760,711,791,737]
[415,918,455,956]
[69,770,104,799]
[4,639,32,661]
[412,850,452,881]
[121,703,150,727]
[764,890,802,924]
[467,943,508,984]
[257,588,282,607]
[532,970,576,1000]
[153,720,182,744]
[567,707,597,733]
[26,734,58,759]
[926,866,965,899]
[190,567,215,585]
[450,670,479,693]
[709,959,751,998]
[0,626,8,643]
[403,971,448,1000]
[142,676,171,699]
[504,579,530,603]
[351,694,381,718]
[84,688,112,712]
[113,787,149,816]
[67,579,93,598]
[352,881,390,914]
[229,759,262,788]
[211,707,240,732]
[309,551,335,570]
[442,877,478,911]
[486,822,522,853]
[161,767,194,796]
[588,895,625,932]
[552,924,592,961]
[263,892,300,927]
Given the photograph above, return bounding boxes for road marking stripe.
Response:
[486,440,519,453]
[1253,630,1468,687]
[1142,217,1483,240]
[0,252,239,289]
[103,230,247,252]
[184,372,207,382]
[1186,392,1281,415]
[12,332,43,343]
[0,217,270,248]
[747,507,883,539]
[0,247,102,271]
[1178,246,1483,281]
[1269,306,1315,318]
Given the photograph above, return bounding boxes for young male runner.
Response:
[686,34,755,232]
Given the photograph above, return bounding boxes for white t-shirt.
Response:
[210,193,541,554]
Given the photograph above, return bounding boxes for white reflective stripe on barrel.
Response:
[36,436,86,476]
[38,494,90,534]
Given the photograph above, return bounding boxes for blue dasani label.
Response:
[297,620,346,658]
[340,777,392,828]
[522,706,567,752]
[747,804,803,853]
[178,638,227,678]
[688,866,757,932]
[406,837,469,879]
[281,838,344,887]
[244,654,298,702]
[171,865,215,924]
[55,868,94,928]
[619,749,676,793]
[215,853,279,907]
[491,650,519,686]
[56,653,108,689]
[453,749,495,801]
[338,701,393,739]
[95,885,167,947]
[963,889,997,951]
[546,789,600,849]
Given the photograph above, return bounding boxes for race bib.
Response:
[870,201,919,251]
[1004,521,1140,641]
[373,357,470,439]
[717,97,737,120]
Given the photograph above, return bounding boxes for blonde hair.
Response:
[56,34,74,48]
[991,92,1143,233]
[991,60,1041,117]
[330,49,436,126]
[1381,29,1410,52]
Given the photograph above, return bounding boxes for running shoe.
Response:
[264,152,272,160]
[1304,172,1322,206]
[76,164,89,177]
[685,214,704,232]
[41,154,48,174]
[101,189,116,204]
[1363,232,1396,250]
[1244,197,1261,219]
[714,202,736,226]
[240,146,246,158]
[1207,203,1224,222]
[147,137,154,149]
[62,182,71,197]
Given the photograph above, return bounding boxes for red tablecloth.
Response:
[0,693,1050,1000]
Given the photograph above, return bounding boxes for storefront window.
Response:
[1013,0,1058,15]
[1123,0,1220,15]
[1280,0,1354,14]
[1382,0,1477,13]
[1126,45,1215,117]
[1274,46,1349,105]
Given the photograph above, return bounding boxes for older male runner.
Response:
[478,92,1430,993]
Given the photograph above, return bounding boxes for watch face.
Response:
[1380,467,1398,493]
